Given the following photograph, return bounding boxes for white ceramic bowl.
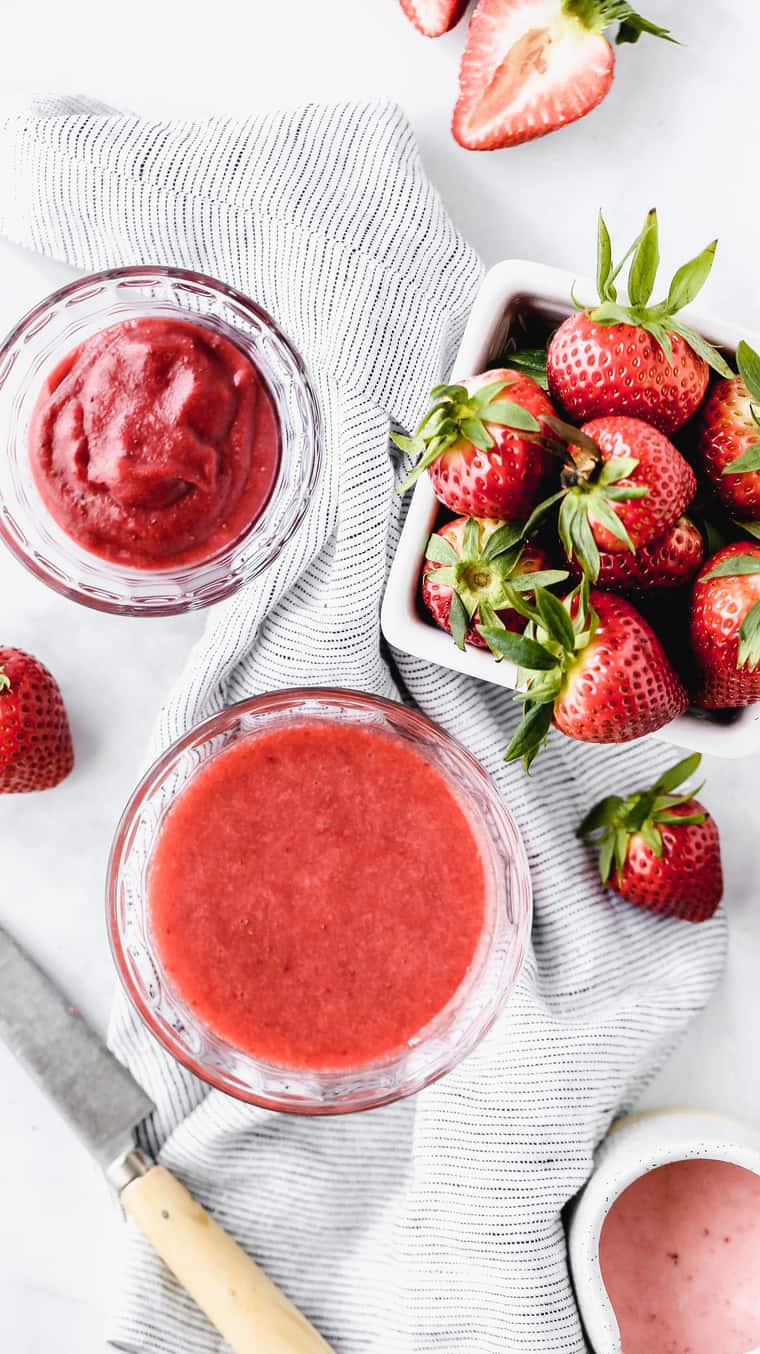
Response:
[567,1107,760,1353]
[381,260,760,758]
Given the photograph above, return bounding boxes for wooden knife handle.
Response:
[121,1164,333,1353]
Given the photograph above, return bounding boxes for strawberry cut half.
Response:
[452,0,674,151]
[400,0,470,35]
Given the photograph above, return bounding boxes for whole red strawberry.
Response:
[697,340,760,523]
[569,516,704,592]
[399,0,468,36]
[547,210,733,433]
[0,648,74,792]
[395,369,556,519]
[549,414,696,580]
[481,582,688,766]
[422,515,566,649]
[579,752,722,923]
[452,0,674,151]
[689,542,760,708]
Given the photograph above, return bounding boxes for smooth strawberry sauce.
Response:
[148,721,488,1070]
[599,1159,760,1354]
[29,317,279,568]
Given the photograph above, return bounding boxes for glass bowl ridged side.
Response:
[0,267,321,615]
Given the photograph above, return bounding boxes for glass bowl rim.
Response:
[106,687,533,1114]
[0,264,322,616]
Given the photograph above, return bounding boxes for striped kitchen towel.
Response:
[0,97,726,1353]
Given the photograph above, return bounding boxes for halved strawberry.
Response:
[452,0,674,151]
[481,581,688,766]
[547,210,733,433]
[689,542,760,709]
[697,340,760,525]
[579,752,722,923]
[400,0,469,36]
[422,515,567,648]
[394,369,556,519]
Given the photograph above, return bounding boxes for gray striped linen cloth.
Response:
[0,97,727,1353]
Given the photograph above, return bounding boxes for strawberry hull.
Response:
[382,260,760,758]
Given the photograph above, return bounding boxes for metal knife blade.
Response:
[0,923,154,1171]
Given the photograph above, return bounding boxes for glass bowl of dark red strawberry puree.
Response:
[0,267,320,615]
[107,689,532,1114]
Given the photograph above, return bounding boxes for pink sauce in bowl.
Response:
[600,1158,760,1354]
[108,689,531,1113]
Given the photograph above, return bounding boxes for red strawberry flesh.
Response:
[452,0,614,150]
[400,0,469,36]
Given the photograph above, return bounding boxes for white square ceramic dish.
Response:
[381,260,760,758]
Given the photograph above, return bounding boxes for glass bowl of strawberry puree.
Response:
[0,267,320,615]
[107,689,532,1114]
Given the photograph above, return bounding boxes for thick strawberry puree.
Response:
[148,720,488,1070]
[599,1158,760,1354]
[29,317,279,568]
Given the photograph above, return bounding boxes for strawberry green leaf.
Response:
[504,349,549,389]
[481,521,524,561]
[478,599,500,631]
[461,418,493,451]
[668,320,734,380]
[472,380,509,407]
[736,340,760,403]
[449,591,468,650]
[478,627,557,670]
[598,456,640,486]
[425,533,459,565]
[509,569,569,592]
[425,565,456,588]
[656,811,706,827]
[521,490,567,540]
[603,483,648,502]
[391,432,425,458]
[588,299,637,327]
[703,555,760,580]
[482,401,541,431]
[462,516,481,559]
[628,208,659,308]
[537,588,576,652]
[588,494,636,552]
[666,240,717,314]
[596,209,615,302]
[616,13,676,43]
[489,546,524,579]
[738,598,760,672]
[578,794,624,837]
[598,834,616,885]
[654,752,701,794]
[639,819,663,856]
[0,668,9,695]
[723,443,760,475]
[614,828,629,880]
[503,701,553,770]
[738,520,760,542]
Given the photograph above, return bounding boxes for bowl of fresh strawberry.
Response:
[382,209,760,764]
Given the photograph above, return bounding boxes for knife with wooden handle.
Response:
[0,923,333,1353]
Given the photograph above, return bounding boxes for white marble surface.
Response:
[0,2,759,1348]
